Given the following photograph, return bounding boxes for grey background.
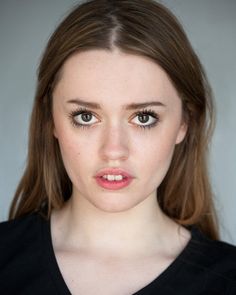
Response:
[0,0,235,244]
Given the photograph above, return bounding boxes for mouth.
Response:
[94,168,134,190]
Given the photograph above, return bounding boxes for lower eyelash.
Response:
[134,109,160,130]
[70,120,89,129]
[68,108,159,129]
[68,108,92,129]
[138,122,158,129]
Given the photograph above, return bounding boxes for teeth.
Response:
[102,174,124,181]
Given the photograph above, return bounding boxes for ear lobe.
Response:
[175,122,188,145]
[53,127,58,139]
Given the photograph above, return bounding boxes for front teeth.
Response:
[102,174,124,181]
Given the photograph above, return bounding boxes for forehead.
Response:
[53,49,181,108]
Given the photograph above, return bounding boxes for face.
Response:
[52,49,187,213]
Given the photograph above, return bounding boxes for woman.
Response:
[1,0,236,294]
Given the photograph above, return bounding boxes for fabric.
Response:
[0,212,236,295]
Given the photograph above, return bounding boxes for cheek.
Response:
[57,137,81,176]
[134,124,180,179]
[142,140,176,191]
[56,135,96,191]
[146,138,175,170]
[55,126,100,179]
[54,124,84,175]
[54,116,84,160]
[135,124,180,158]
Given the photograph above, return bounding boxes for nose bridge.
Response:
[99,120,129,161]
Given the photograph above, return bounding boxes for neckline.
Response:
[41,214,199,295]
[42,214,72,295]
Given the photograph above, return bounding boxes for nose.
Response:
[99,123,129,162]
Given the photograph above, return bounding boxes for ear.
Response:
[175,121,188,145]
[52,106,58,138]
[53,125,58,139]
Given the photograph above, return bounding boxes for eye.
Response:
[69,108,99,128]
[131,109,159,129]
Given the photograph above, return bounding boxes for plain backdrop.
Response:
[0,0,235,244]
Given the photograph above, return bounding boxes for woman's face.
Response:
[52,49,187,213]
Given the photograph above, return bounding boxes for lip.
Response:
[94,168,134,179]
[94,168,134,190]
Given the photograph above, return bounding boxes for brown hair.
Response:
[9,0,219,239]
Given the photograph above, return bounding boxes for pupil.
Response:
[82,113,91,122]
[139,114,149,123]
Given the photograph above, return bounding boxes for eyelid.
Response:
[132,109,159,118]
[70,107,100,125]
[69,107,160,129]
[130,109,160,128]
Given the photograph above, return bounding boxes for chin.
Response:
[91,197,141,214]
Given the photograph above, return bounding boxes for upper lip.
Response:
[95,168,134,179]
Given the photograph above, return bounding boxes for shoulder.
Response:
[0,212,47,269]
[182,227,236,293]
[0,212,44,244]
[0,213,60,293]
[189,228,236,270]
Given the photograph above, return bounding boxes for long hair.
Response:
[9,0,219,239]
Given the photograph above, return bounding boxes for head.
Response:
[9,0,218,239]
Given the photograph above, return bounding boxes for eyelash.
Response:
[68,107,160,130]
[133,109,160,129]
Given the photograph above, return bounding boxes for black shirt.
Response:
[0,212,236,294]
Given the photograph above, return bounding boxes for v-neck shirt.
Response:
[1,212,236,294]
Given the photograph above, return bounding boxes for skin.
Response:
[51,49,190,294]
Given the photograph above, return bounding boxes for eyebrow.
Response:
[67,98,166,110]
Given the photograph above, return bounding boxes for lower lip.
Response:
[95,176,133,190]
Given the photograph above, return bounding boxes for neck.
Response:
[51,193,181,257]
